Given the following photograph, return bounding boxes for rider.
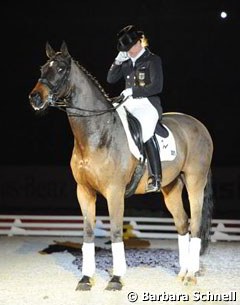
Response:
[107,25,164,192]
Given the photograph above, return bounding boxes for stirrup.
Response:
[146,176,161,193]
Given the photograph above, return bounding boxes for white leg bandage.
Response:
[188,237,201,273]
[178,233,190,271]
[82,242,95,277]
[112,241,127,276]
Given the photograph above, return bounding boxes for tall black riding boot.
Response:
[144,136,162,192]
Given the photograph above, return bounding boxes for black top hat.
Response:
[117,25,144,51]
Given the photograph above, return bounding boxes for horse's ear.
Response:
[60,41,70,57]
[46,41,56,58]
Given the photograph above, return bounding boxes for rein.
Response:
[52,95,126,117]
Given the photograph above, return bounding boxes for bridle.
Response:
[39,55,125,117]
[38,55,72,109]
[39,62,71,97]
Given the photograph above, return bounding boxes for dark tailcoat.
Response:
[107,48,163,118]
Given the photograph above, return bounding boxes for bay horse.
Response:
[29,41,214,291]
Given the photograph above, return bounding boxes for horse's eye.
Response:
[58,68,63,73]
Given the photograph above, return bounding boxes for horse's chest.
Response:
[71,154,90,178]
[70,154,103,185]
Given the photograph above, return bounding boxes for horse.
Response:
[29,41,214,291]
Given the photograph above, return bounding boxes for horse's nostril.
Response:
[29,91,38,99]
[29,91,44,110]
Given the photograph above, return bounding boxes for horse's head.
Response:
[29,41,72,112]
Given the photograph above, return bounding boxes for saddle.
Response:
[125,108,169,153]
[112,97,172,198]
[112,96,169,141]
[124,109,168,198]
[125,108,144,156]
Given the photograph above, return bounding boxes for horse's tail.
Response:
[200,168,214,255]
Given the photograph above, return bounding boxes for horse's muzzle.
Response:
[29,91,48,111]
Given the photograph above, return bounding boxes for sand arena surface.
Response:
[0,236,239,305]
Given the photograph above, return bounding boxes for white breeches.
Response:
[122,97,159,143]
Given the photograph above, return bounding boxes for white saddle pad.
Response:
[116,105,177,162]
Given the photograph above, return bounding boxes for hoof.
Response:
[76,275,92,291]
[105,275,123,291]
[177,274,185,282]
[177,269,187,282]
[183,274,197,286]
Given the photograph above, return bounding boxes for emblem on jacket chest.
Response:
[136,67,147,87]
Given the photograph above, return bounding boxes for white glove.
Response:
[121,88,133,99]
[115,51,129,65]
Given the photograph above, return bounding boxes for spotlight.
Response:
[220,11,227,19]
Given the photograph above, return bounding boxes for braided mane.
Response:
[74,60,112,102]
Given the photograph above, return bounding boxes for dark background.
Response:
[1,0,240,218]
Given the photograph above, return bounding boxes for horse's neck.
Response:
[68,63,114,152]
[70,62,110,111]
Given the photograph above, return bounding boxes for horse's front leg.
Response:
[105,187,126,291]
[75,184,97,291]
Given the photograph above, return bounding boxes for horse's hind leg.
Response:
[183,173,208,285]
[75,184,97,291]
[162,177,190,281]
[105,187,126,291]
